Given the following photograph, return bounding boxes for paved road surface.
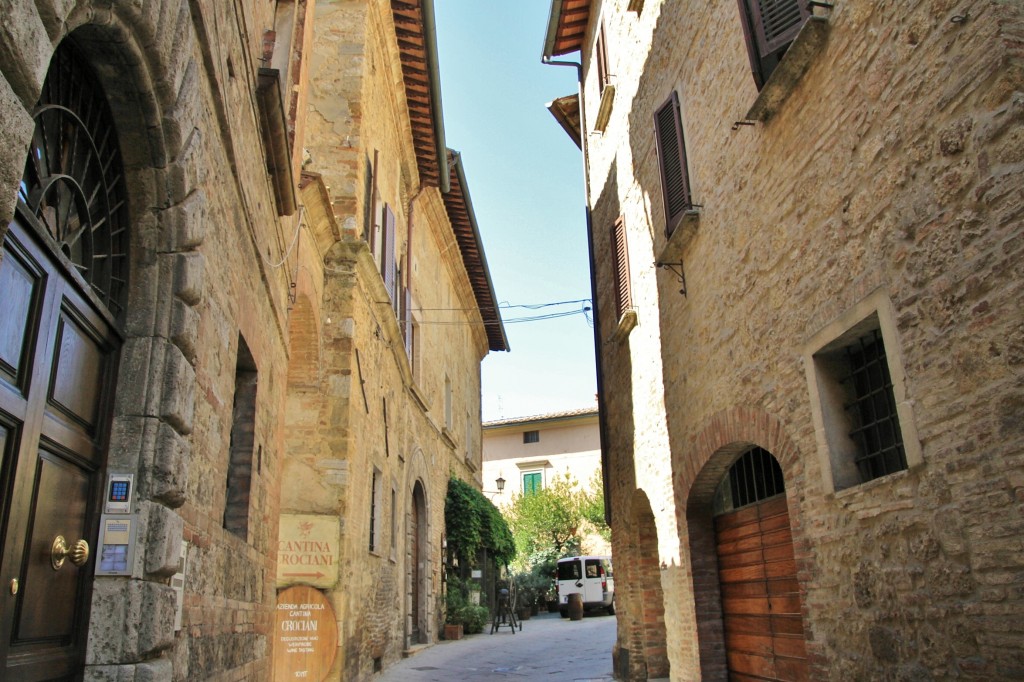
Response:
[378,611,616,681]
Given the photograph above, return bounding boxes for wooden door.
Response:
[0,219,120,680]
[410,491,420,644]
[714,495,809,682]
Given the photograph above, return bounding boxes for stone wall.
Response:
[580,0,1024,679]
[0,1,495,681]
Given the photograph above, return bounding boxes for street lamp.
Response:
[495,476,505,494]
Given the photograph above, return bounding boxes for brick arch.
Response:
[630,489,670,679]
[681,407,818,680]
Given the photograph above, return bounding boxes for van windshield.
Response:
[557,559,581,581]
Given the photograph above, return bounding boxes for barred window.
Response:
[842,329,907,482]
[804,296,920,493]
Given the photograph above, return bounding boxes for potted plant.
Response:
[444,575,489,638]
[444,577,467,640]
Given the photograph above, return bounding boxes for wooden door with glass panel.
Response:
[0,40,128,680]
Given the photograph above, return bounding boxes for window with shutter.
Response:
[611,217,632,319]
[654,92,692,236]
[382,205,397,303]
[596,20,610,95]
[738,0,811,88]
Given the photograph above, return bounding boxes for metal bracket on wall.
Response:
[656,261,687,297]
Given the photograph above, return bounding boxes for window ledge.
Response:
[610,309,638,343]
[745,16,830,122]
[409,382,428,413]
[659,208,701,262]
[441,427,457,450]
[594,84,616,132]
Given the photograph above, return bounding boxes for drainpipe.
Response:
[540,55,612,525]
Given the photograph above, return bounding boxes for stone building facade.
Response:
[0,1,505,681]
[543,0,1024,679]
[483,407,611,556]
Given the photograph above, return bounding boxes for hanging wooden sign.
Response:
[273,585,338,681]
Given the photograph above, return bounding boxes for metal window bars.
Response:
[843,329,907,482]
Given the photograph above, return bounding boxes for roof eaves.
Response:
[483,406,600,429]
[542,0,566,61]
[446,150,509,352]
[421,0,450,193]
[546,94,582,149]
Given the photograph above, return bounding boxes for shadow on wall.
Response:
[590,158,653,682]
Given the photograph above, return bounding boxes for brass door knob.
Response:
[51,535,90,570]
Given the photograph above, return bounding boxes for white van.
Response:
[556,555,615,617]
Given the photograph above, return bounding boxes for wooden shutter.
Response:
[750,0,809,55]
[610,217,631,319]
[738,0,810,87]
[382,205,396,303]
[596,20,610,94]
[654,91,692,236]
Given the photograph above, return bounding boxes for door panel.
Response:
[0,249,41,389]
[0,219,120,680]
[715,496,809,682]
[411,492,420,643]
[47,312,106,436]
[14,449,90,642]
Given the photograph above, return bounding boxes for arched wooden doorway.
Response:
[409,481,427,644]
[712,447,809,681]
[0,41,128,679]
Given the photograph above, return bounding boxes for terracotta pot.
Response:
[444,623,463,640]
[518,607,532,621]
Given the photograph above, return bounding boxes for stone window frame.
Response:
[803,288,922,494]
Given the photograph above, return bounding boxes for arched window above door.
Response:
[712,446,786,515]
[19,41,129,320]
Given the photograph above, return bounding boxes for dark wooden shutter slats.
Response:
[747,0,810,63]
[611,217,631,318]
[654,91,692,235]
[596,20,610,94]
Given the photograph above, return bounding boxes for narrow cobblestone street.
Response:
[378,612,617,681]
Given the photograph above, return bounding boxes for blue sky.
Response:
[434,1,598,422]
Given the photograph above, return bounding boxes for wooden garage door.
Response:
[715,494,809,681]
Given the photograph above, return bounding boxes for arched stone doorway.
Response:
[409,480,428,645]
[0,40,129,679]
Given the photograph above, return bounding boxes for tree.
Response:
[579,469,611,543]
[504,472,586,572]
